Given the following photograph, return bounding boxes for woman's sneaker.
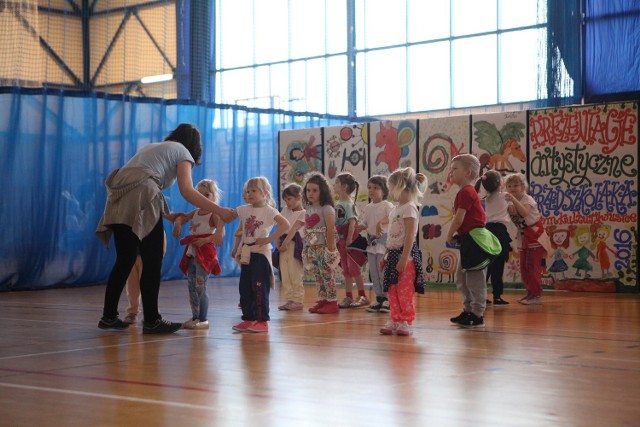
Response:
[396,321,412,336]
[142,318,181,334]
[98,317,129,330]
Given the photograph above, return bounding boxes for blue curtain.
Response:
[0,89,349,291]
[585,0,640,102]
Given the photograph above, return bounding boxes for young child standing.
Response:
[475,170,512,305]
[505,173,551,305]
[276,183,306,311]
[358,175,394,313]
[447,154,488,327]
[334,172,369,309]
[233,177,290,333]
[173,179,225,329]
[302,173,340,314]
[380,167,427,336]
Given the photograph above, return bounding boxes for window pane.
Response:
[451,0,497,36]
[500,0,546,29]
[408,0,450,42]
[408,42,451,111]
[356,0,407,49]
[326,0,347,54]
[306,58,328,114]
[326,55,348,116]
[290,0,325,58]
[357,48,407,116]
[218,68,255,105]
[269,63,291,109]
[216,0,254,68]
[254,0,289,63]
[452,35,497,107]
[289,61,308,111]
[500,28,544,103]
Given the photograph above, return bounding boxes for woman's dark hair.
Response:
[303,173,335,207]
[165,123,202,165]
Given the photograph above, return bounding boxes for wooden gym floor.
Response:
[0,278,639,426]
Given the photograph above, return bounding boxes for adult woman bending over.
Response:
[96,123,237,334]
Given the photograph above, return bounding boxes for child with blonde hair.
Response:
[358,175,394,313]
[233,177,290,333]
[447,154,493,327]
[505,173,551,305]
[301,173,341,314]
[334,172,369,309]
[173,179,225,329]
[380,167,427,336]
[276,183,306,310]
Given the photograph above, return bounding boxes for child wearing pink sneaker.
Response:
[300,173,340,314]
[232,177,289,333]
[380,167,428,336]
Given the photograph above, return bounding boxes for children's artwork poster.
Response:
[369,120,418,176]
[472,111,527,176]
[529,102,639,289]
[323,123,370,205]
[417,116,470,284]
[278,128,323,197]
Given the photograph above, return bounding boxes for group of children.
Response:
[132,155,547,335]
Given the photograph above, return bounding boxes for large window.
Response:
[215,0,551,117]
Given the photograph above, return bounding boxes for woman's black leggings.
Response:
[102,220,165,323]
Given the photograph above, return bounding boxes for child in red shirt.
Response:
[446,154,487,327]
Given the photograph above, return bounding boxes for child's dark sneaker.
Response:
[142,318,181,334]
[450,311,470,324]
[457,312,485,328]
[493,297,509,305]
[379,300,390,313]
[98,317,129,330]
[366,301,382,312]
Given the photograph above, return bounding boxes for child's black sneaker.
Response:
[98,317,129,330]
[450,311,470,324]
[366,301,382,312]
[143,318,182,334]
[493,297,509,305]
[379,300,390,313]
[458,312,485,328]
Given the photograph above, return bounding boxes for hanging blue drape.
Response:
[585,0,640,102]
[0,89,349,291]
